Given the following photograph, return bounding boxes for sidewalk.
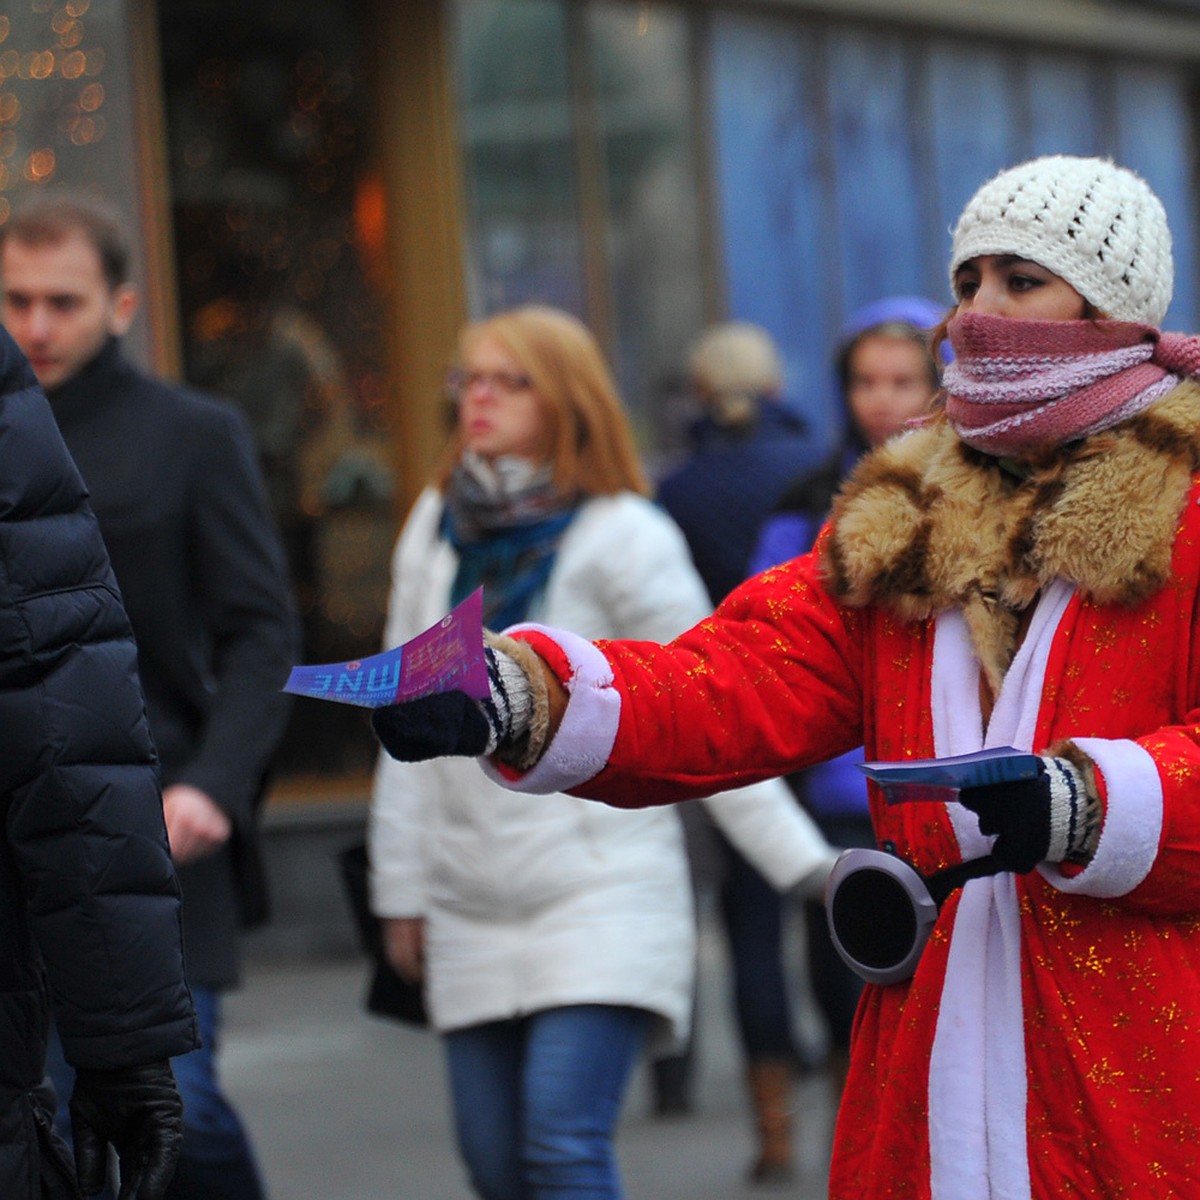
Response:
[222,909,838,1199]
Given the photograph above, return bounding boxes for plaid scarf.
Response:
[943,311,1200,456]
[442,454,578,629]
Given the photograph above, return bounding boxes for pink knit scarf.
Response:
[943,312,1200,456]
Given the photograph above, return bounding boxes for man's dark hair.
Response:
[0,193,131,291]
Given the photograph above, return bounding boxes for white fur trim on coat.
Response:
[1038,737,1162,899]
[927,580,1076,1200]
[479,623,620,794]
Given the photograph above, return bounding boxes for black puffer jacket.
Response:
[0,328,197,1198]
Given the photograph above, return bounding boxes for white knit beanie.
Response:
[949,155,1173,326]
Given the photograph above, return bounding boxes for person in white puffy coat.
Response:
[368,305,834,1200]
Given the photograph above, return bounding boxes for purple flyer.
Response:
[282,588,491,708]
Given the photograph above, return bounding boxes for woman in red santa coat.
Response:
[373,155,1200,1199]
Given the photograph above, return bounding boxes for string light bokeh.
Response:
[2,2,397,781]
[0,1,107,225]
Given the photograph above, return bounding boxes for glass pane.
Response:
[587,2,705,452]
[159,2,395,784]
[1025,51,1108,159]
[0,1,138,212]
[825,28,929,314]
[924,40,1025,273]
[0,0,154,365]
[709,11,842,449]
[710,7,1200,450]
[1113,63,1197,331]
[452,0,584,317]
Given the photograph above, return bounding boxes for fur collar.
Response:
[822,381,1200,691]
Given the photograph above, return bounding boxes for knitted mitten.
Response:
[371,634,549,769]
[957,754,1101,872]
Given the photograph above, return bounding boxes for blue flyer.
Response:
[282,588,491,708]
[858,746,1041,804]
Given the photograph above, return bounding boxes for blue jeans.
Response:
[718,836,802,1062]
[444,1004,651,1200]
[46,985,266,1200]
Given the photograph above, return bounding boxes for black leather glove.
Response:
[958,761,1052,873]
[70,1060,183,1200]
[958,755,1097,873]
[371,644,534,764]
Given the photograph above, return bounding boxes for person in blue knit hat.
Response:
[747,295,946,1091]
[655,321,827,1182]
[752,295,947,568]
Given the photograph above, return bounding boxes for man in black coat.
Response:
[0,323,197,1199]
[1,196,300,1200]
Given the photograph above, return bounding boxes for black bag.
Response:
[826,847,1006,985]
[336,841,428,1026]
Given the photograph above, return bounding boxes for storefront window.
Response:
[0,0,158,365]
[452,0,585,317]
[451,0,708,461]
[0,1,137,214]
[452,1,1198,467]
[586,3,705,448]
[159,1,394,786]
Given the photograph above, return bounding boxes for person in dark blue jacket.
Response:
[656,322,825,1182]
[748,295,945,1088]
[0,323,198,1199]
[1,195,299,1200]
[658,322,825,604]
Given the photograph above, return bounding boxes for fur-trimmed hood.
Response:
[821,380,1200,690]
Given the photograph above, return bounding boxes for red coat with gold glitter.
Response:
[500,386,1200,1197]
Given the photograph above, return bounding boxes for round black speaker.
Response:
[825,848,940,986]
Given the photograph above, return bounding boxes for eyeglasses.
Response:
[445,368,533,400]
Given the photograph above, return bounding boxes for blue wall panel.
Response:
[710,13,840,447]
[1113,66,1197,331]
[1025,52,1106,160]
[924,43,1024,285]
[825,30,927,315]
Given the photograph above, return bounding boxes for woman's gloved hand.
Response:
[957,754,1099,872]
[372,690,494,761]
[70,1060,183,1200]
[371,641,539,765]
